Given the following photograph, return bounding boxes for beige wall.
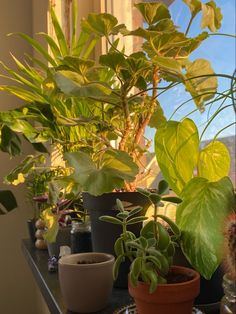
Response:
[0,1,48,313]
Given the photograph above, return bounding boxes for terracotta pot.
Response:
[59,252,114,313]
[128,266,200,314]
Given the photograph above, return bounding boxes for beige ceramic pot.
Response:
[58,252,114,313]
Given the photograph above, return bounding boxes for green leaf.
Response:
[0,190,17,214]
[114,237,124,256]
[157,180,169,195]
[198,140,230,181]
[10,32,57,66]
[161,196,182,204]
[157,214,180,237]
[201,1,222,32]
[176,176,235,279]
[130,257,142,280]
[99,215,122,225]
[50,6,69,56]
[127,216,147,225]
[55,70,112,98]
[153,56,183,78]
[64,150,138,196]
[62,56,95,75]
[184,58,217,109]
[38,32,62,60]
[113,255,125,280]
[81,13,118,37]
[148,104,167,129]
[149,194,161,205]
[183,0,201,18]
[100,52,127,73]
[156,222,170,250]
[42,208,59,243]
[135,3,170,25]
[155,118,199,195]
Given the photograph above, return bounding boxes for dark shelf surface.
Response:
[21,239,133,314]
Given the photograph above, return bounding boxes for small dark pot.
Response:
[27,218,36,243]
[47,226,71,258]
[82,191,151,288]
[174,247,224,312]
[71,230,92,254]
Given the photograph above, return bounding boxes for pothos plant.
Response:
[100,181,182,292]
[0,1,223,196]
[154,117,235,279]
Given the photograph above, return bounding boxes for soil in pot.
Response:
[128,266,200,314]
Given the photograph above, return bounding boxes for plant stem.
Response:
[153,204,159,249]
[132,67,159,157]
[119,93,132,151]
[185,15,194,36]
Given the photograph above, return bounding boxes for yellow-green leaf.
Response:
[198,140,230,181]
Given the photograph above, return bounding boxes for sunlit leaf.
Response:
[201,1,222,32]
[184,58,217,109]
[155,119,199,195]
[198,140,230,181]
[177,176,235,279]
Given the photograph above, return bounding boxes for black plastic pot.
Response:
[82,191,151,288]
[174,247,224,312]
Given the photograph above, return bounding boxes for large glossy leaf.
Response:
[176,176,235,279]
[134,3,170,25]
[155,119,199,195]
[184,58,217,109]
[64,150,138,196]
[198,140,230,181]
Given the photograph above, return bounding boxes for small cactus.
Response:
[224,212,236,280]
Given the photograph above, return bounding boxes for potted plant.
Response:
[100,185,200,314]
[154,117,235,308]
[50,0,224,257]
[58,252,114,313]
[0,1,222,194]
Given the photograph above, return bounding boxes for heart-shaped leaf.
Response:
[198,140,230,181]
[176,176,235,279]
[155,118,199,195]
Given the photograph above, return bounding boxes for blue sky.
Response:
[146,0,235,149]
